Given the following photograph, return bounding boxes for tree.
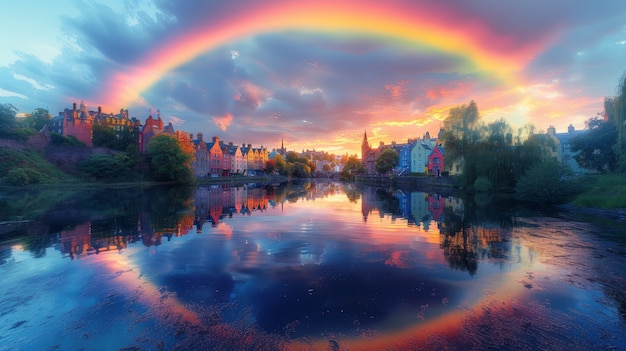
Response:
[264,159,277,174]
[22,108,51,131]
[442,100,482,179]
[283,151,316,177]
[147,134,195,183]
[0,103,17,131]
[340,155,365,181]
[375,148,398,175]
[93,123,139,151]
[604,72,626,171]
[274,154,287,175]
[569,117,617,172]
[78,154,129,182]
[515,159,578,203]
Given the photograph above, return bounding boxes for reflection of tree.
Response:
[439,194,514,275]
[342,183,361,203]
[441,206,478,275]
[357,186,513,276]
[146,185,195,239]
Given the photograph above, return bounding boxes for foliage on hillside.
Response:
[572,175,626,209]
[78,153,140,182]
[0,147,74,185]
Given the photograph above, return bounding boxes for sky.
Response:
[1,0,625,156]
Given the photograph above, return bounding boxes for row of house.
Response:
[361,129,446,176]
[192,133,269,177]
[51,102,270,177]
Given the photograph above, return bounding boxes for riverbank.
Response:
[196,174,289,186]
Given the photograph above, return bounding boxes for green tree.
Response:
[442,100,482,184]
[0,103,17,132]
[283,151,316,177]
[22,108,51,131]
[147,134,195,183]
[515,159,578,203]
[375,148,398,175]
[92,123,139,151]
[274,154,287,175]
[78,154,129,182]
[569,117,617,172]
[603,72,626,171]
[92,123,117,148]
[340,155,365,181]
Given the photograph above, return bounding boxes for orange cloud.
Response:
[213,113,233,131]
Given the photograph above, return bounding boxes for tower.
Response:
[361,130,370,168]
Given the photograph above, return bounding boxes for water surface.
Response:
[0,182,624,350]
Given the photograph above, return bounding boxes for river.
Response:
[0,181,624,350]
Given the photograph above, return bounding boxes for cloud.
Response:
[213,113,233,131]
[2,0,626,155]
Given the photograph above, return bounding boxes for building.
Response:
[55,101,94,146]
[428,145,445,176]
[139,112,164,153]
[547,124,587,174]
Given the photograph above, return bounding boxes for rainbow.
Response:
[100,1,545,110]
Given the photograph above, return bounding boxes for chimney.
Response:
[568,124,575,134]
[197,133,203,141]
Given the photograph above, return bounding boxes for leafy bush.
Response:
[515,160,578,203]
[5,168,30,186]
[473,176,493,192]
[78,154,129,182]
[50,132,85,146]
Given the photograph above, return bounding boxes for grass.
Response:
[0,147,75,184]
[571,174,626,209]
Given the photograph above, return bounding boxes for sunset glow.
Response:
[2,0,625,155]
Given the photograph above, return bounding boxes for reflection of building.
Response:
[59,222,136,259]
[194,185,271,229]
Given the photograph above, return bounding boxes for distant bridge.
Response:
[314,171,342,179]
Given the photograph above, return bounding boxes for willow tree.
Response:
[598,73,626,172]
[614,73,626,171]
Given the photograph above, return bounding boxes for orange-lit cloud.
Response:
[213,113,233,131]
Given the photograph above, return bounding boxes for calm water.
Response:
[0,181,625,350]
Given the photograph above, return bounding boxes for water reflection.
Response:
[0,181,624,350]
